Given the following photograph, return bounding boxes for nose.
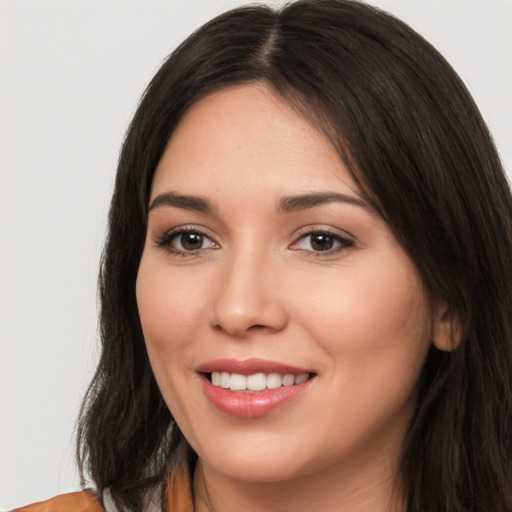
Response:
[209,247,289,338]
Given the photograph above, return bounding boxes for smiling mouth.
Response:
[205,371,314,392]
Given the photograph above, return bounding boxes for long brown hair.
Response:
[77,1,512,510]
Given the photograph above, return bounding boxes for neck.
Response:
[192,447,405,512]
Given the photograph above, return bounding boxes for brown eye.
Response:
[176,232,205,251]
[155,228,218,255]
[291,230,354,255]
[310,233,335,251]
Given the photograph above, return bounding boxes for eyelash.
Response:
[154,227,218,257]
[291,230,354,257]
[153,228,354,257]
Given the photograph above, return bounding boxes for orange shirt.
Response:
[14,491,104,512]
[13,462,194,512]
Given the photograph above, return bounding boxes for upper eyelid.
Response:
[156,224,217,240]
[292,224,355,241]
[152,225,212,243]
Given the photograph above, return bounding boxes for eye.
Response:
[173,231,212,251]
[291,230,353,255]
[155,228,218,255]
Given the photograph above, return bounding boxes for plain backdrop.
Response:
[1,0,511,508]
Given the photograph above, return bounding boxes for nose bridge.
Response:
[210,239,287,337]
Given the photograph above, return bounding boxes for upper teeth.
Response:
[211,372,309,391]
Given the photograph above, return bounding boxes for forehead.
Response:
[151,83,361,200]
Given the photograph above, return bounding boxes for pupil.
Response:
[311,233,333,251]
[181,233,203,250]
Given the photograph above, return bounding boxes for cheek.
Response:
[292,252,432,364]
[295,261,432,444]
[135,254,203,418]
[345,272,428,347]
[136,256,206,352]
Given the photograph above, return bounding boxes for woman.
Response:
[16,0,512,511]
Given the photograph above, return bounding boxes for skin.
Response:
[136,83,453,512]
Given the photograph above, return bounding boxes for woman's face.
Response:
[136,84,440,485]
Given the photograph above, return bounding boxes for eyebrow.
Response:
[276,192,369,213]
[148,192,215,213]
[148,190,369,216]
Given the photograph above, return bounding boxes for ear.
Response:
[432,301,462,352]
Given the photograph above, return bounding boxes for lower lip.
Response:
[199,374,315,418]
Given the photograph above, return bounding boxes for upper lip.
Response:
[196,358,313,376]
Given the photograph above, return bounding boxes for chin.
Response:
[204,452,312,483]
[190,428,317,483]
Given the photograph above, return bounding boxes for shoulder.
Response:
[12,491,104,512]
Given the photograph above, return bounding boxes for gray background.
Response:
[1,0,511,508]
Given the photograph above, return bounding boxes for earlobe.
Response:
[432,301,462,352]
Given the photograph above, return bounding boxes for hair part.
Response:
[77,2,512,510]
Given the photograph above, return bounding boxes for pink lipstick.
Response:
[196,358,316,418]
